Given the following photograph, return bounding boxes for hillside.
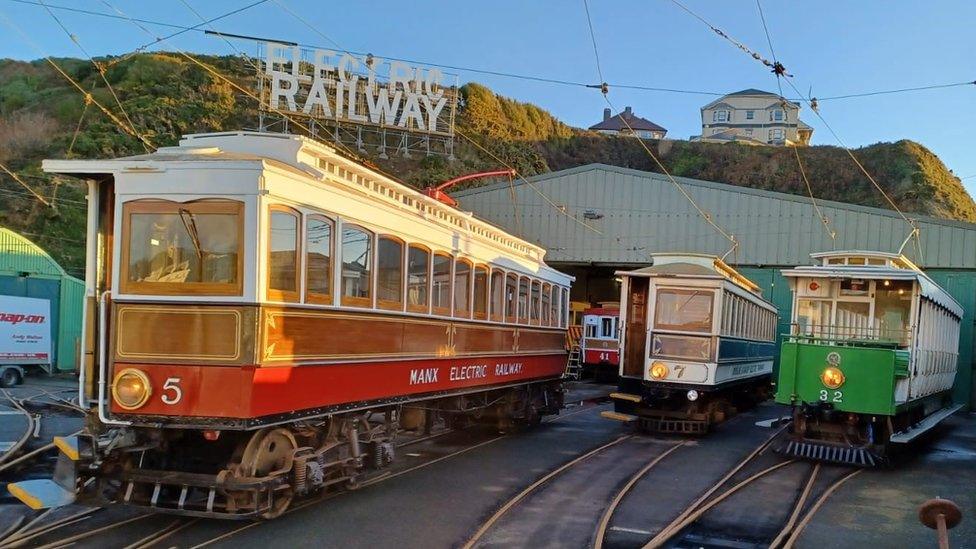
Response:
[1,54,974,275]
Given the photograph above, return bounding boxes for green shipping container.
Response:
[0,227,84,372]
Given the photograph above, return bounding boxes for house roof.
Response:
[589,111,666,133]
[725,88,780,97]
[703,88,801,110]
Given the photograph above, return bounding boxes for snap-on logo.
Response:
[0,313,45,325]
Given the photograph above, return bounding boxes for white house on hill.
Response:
[694,89,813,146]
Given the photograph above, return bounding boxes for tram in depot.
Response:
[9,131,573,519]
[580,306,620,379]
[605,254,778,433]
[776,251,963,466]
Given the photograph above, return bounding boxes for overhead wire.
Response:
[0,10,155,150]
[11,0,968,102]
[755,0,834,243]
[669,0,921,258]
[580,0,738,259]
[0,161,52,207]
[37,0,151,152]
[269,0,603,236]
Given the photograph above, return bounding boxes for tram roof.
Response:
[783,250,963,316]
[616,253,763,295]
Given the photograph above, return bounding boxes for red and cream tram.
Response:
[10,132,572,519]
[580,307,620,378]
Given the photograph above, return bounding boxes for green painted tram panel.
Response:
[776,341,899,416]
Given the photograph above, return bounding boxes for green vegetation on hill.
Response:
[1,53,973,275]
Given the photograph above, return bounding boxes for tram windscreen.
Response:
[651,334,712,361]
[125,201,240,293]
[654,289,713,332]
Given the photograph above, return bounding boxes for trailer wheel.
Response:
[0,367,22,388]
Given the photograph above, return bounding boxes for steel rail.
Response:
[29,514,153,549]
[781,469,863,548]
[189,403,611,549]
[592,442,686,549]
[0,389,37,466]
[461,434,634,549]
[768,463,821,548]
[641,422,790,547]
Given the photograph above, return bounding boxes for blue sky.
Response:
[2,1,974,196]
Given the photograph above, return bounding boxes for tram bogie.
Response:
[9,132,573,518]
[606,254,777,433]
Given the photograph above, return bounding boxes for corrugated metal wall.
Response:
[0,228,83,372]
[454,164,976,268]
[455,165,976,406]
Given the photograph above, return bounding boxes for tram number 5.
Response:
[819,389,843,403]
[162,377,183,405]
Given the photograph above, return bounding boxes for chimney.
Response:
[603,108,611,121]
[624,106,632,116]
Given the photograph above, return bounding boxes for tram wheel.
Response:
[238,427,297,519]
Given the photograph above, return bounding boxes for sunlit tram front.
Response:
[8,132,573,518]
[776,251,963,466]
[605,254,777,433]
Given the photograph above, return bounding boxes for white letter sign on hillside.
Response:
[259,42,457,137]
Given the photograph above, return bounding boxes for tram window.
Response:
[377,236,404,310]
[122,199,243,295]
[518,277,530,324]
[601,317,613,338]
[340,225,372,307]
[505,274,518,323]
[454,260,472,317]
[541,284,551,326]
[874,279,912,345]
[268,207,300,301]
[305,215,333,304]
[473,265,489,320]
[550,285,559,328]
[796,299,831,336]
[490,269,505,321]
[654,289,713,333]
[407,245,430,313]
[530,280,541,325]
[432,253,452,315]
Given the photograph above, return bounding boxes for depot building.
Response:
[452,163,976,407]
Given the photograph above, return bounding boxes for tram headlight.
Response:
[820,366,845,389]
[112,368,152,410]
[649,361,669,380]
[686,389,699,402]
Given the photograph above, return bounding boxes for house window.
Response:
[713,110,728,123]
[769,128,784,140]
[746,110,754,120]
[772,109,784,121]
[744,128,753,136]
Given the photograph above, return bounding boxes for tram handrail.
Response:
[97,290,130,426]
[786,323,911,347]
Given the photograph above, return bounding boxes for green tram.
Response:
[776,251,963,466]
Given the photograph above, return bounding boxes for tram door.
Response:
[623,277,648,377]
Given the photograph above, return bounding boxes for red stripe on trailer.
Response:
[110,353,567,419]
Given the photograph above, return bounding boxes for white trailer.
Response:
[0,295,53,386]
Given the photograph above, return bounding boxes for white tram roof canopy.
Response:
[43,131,565,277]
[615,253,762,295]
[783,250,963,317]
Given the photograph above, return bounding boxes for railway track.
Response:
[5,399,609,549]
[638,429,862,549]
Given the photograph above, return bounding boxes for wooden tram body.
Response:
[776,251,963,465]
[580,307,620,377]
[606,254,777,433]
[9,132,572,518]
